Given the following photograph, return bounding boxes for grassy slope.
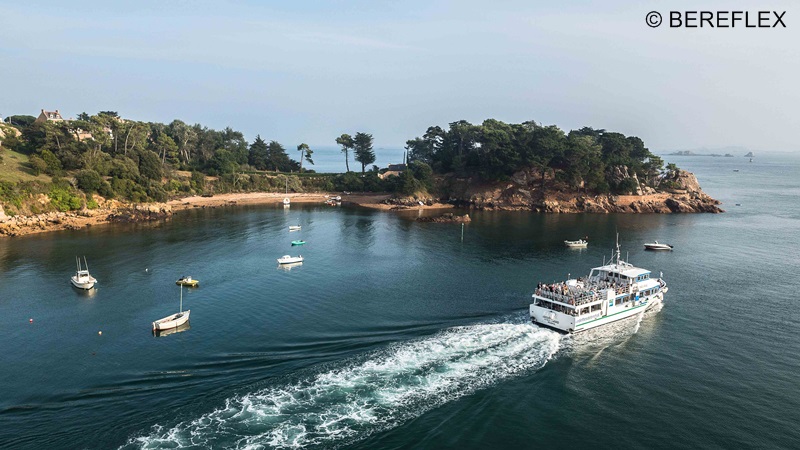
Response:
[0,149,51,183]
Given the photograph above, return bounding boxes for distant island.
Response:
[669,150,734,157]
[1,112,722,237]
[667,146,756,158]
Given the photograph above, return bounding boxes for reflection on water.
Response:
[153,322,191,337]
[73,286,98,298]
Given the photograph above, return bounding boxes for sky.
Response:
[1,0,798,152]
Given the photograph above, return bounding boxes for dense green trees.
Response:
[406,119,666,194]
[3,109,675,209]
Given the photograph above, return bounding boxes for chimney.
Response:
[41,109,45,114]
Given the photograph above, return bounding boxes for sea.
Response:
[1,152,799,449]
[294,146,406,174]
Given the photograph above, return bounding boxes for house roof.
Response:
[39,109,64,121]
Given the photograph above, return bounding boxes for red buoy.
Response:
[29,318,33,323]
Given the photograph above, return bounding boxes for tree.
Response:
[266,141,298,172]
[76,169,103,192]
[152,132,178,166]
[296,143,312,172]
[5,115,36,129]
[138,150,163,180]
[353,132,375,174]
[335,134,354,172]
[248,135,269,170]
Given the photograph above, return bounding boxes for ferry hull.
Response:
[531,294,663,333]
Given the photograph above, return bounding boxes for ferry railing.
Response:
[534,289,602,306]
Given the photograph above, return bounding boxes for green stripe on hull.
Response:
[575,303,649,328]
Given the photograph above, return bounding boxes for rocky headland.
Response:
[431,167,723,213]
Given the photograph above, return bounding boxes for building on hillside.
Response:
[379,163,407,180]
[34,109,65,124]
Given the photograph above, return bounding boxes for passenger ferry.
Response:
[530,240,668,333]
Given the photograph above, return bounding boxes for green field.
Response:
[0,149,51,183]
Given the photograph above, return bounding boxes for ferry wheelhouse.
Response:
[530,242,668,333]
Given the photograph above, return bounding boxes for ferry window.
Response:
[579,307,589,315]
[616,297,624,306]
[591,304,601,312]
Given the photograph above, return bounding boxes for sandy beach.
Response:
[168,192,454,211]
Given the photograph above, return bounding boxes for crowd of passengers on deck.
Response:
[535,277,630,306]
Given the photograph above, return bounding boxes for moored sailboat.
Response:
[153,286,190,331]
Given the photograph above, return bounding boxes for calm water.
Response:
[1,154,799,449]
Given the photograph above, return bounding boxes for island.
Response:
[0,113,722,237]
[668,150,734,157]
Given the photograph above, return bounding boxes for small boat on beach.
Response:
[175,275,199,287]
[291,240,306,246]
[153,286,190,331]
[644,241,673,251]
[70,256,97,289]
[564,239,588,248]
[289,225,302,231]
[277,255,304,264]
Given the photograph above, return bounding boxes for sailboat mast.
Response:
[179,286,183,313]
[84,256,89,272]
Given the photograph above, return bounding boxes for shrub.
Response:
[76,169,103,193]
[29,155,48,175]
[49,186,82,212]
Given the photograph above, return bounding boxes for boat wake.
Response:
[124,318,561,449]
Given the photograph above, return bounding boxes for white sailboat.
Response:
[70,256,97,289]
[283,177,290,207]
[152,285,190,331]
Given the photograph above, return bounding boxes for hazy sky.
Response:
[2,0,797,151]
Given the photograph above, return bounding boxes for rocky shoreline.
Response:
[0,168,722,237]
[437,168,723,213]
[0,204,172,237]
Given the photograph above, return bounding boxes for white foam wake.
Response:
[125,321,561,449]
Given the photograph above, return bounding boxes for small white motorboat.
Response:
[70,256,97,289]
[283,197,291,206]
[644,241,674,251]
[175,275,199,287]
[277,255,304,264]
[289,225,302,231]
[153,286,190,331]
[564,239,588,248]
[277,261,303,271]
